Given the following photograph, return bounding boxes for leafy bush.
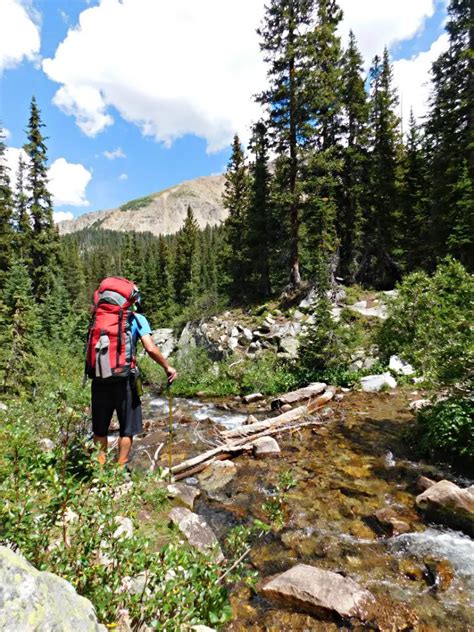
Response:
[413,396,474,462]
[378,258,473,389]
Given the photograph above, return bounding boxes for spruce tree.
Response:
[338,31,369,282]
[24,97,59,298]
[60,238,86,305]
[0,259,39,393]
[0,127,14,287]
[222,135,250,301]
[426,0,473,270]
[359,49,401,288]
[174,206,200,305]
[399,111,429,272]
[14,155,32,263]
[302,0,343,293]
[247,121,272,299]
[257,0,316,287]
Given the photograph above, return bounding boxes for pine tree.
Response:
[359,49,401,288]
[0,127,14,287]
[0,259,39,393]
[222,135,250,301]
[174,206,200,305]
[40,275,71,342]
[257,0,316,287]
[302,0,344,294]
[426,0,473,270]
[399,111,429,272]
[247,121,272,299]
[13,155,32,263]
[24,96,59,298]
[338,30,369,282]
[60,238,86,305]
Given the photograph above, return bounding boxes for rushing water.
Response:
[134,389,474,630]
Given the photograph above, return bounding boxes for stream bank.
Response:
[131,388,473,631]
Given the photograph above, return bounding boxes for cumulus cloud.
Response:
[53,210,74,223]
[393,33,448,128]
[104,147,126,160]
[118,173,128,180]
[48,157,92,207]
[42,0,266,152]
[4,148,92,207]
[42,0,443,150]
[0,0,40,72]
[339,0,437,65]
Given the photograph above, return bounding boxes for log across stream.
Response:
[131,389,474,631]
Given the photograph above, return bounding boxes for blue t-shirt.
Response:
[130,313,152,344]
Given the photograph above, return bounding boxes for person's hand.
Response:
[166,366,177,385]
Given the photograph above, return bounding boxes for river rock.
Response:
[198,460,237,492]
[0,546,106,632]
[228,336,239,350]
[252,436,281,457]
[245,414,258,425]
[373,508,412,536]
[169,507,224,562]
[167,482,201,510]
[360,373,397,392]
[280,404,292,412]
[415,480,474,536]
[243,392,264,404]
[0,402,7,412]
[415,476,436,493]
[261,564,374,621]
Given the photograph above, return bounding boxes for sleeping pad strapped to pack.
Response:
[85,277,139,380]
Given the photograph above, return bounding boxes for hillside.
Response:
[58,173,227,236]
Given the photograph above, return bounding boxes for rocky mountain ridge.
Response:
[58,173,227,237]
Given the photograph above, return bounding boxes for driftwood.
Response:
[166,387,336,480]
[221,386,336,441]
[271,382,326,410]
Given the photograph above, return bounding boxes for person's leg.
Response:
[116,377,143,467]
[91,381,115,465]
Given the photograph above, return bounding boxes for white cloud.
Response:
[42,0,266,152]
[104,146,126,160]
[339,0,437,65]
[118,173,128,180]
[42,0,444,151]
[48,157,92,207]
[4,147,92,207]
[393,33,448,128]
[0,0,40,72]
[53,210,74,223]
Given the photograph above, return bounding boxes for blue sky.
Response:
[0,0,448,221]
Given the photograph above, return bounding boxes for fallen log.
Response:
[169,442,254,475]
[221,386,336,440]
[271,382,326,410]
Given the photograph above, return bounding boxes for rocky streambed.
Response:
[131,390,474,631]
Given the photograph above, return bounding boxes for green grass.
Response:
[120,194,156,212]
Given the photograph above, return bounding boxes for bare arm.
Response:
[140,334,177,383]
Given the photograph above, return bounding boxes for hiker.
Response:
[85,277,177,466]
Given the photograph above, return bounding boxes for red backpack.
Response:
[85,277,139,380]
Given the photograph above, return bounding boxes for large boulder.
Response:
[169,507,224,562]
[415,480,474,536]
[0,546,106,631]
[360,373,397,392]
[261,564,374,621]
[152,328,176,357]
[167,482,201,510]
[252,436,281,457]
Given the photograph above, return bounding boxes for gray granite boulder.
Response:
[169,507,224,562]
[0,546,106,631]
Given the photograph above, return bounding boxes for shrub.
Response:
[413,395,474,463]
[378,257,473,389]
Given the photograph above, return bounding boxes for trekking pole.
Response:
[167,382,173,483]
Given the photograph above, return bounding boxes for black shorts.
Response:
[91,377,143,438]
